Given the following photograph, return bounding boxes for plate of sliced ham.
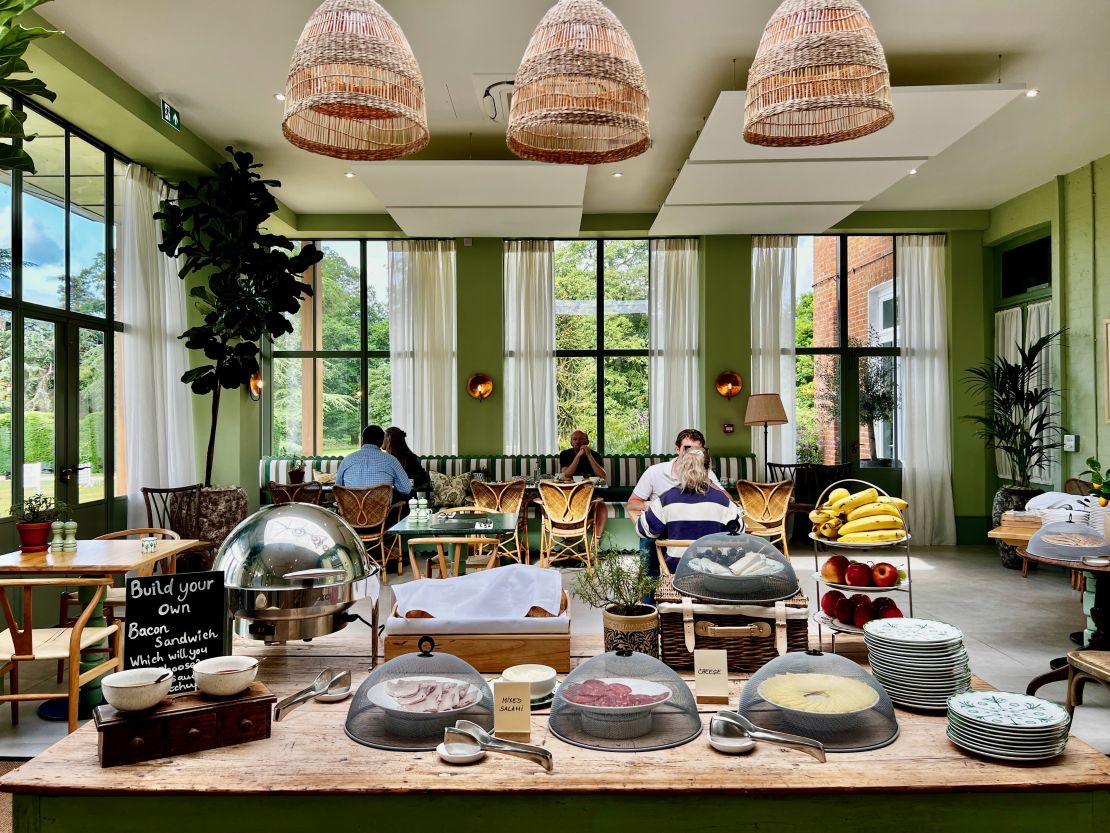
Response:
[560,677,672,715]
[368,676,483,717]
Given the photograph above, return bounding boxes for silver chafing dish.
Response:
[214,503,378,644]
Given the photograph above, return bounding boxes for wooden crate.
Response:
[384,632,571,672]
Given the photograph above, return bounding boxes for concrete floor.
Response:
[0,543,1106,758]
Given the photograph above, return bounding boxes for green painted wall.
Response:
[457,238,505,455]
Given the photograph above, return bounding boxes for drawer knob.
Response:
[187,728,202,741]
[239,718,253,732]
[129,736,144,749]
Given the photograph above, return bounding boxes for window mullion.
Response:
[595,240,604,453]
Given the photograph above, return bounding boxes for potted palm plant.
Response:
[965,330,1063,569]
[10,494,67,553]
[573,551,660,657]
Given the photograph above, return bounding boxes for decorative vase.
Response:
[15,522,52,553]
[602,604,660,658]
[49,521,64,549]
[992,485,1044,569]
[62,520,78,551]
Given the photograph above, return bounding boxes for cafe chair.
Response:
[735,479,794,558]
[333,485,405,584]
[406,537,502,579]
[141,483,213,571]
[471,480,530,564]
[1065,650,1110,717]
[1,577,122,733]
[267,481,324,505]
[537,480,597,571]
[654,539,696,577]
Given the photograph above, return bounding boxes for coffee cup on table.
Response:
[140,536,158,553]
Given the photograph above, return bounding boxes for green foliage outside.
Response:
[795,292,820,462]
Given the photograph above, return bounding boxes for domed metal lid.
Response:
[671,531,799,604]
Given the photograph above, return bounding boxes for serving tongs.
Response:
[712,711,826,763]
[444,720,554,772]
[274,668,338,721]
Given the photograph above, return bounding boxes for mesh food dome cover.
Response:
[672,531,799,604]
[548,650,701,752]
[1027,521,1110,563]
[738,649,898,752]
[346,637,493,751]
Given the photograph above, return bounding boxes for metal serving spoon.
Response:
[445,720,554,771]
[274,668,337,721]
[712,711,826,763]
[314,670,352,703]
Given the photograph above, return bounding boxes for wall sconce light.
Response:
[249,370,264,401]
[466,373,494,403]
[715,370,743,400]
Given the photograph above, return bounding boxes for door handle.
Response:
[59,464,90,483]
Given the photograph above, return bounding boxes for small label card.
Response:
[694,649,730,704]
[493,681,532,738]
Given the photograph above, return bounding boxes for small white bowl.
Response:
[502,664,557,698]
[709,734,755,755]
[193,656,258,697]
[436,741,485,765]
[101,668,174,712]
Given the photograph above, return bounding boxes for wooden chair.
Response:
[141,484,212,571]
[1065,650,1110,716]
[333,485,405,584]
[268,481,324,505]
[471,480,529,564]
[735,479,795,558]
[654,539,695,577]
[1,577,122,732]
[537,480,597,570]
[406,537,501,579]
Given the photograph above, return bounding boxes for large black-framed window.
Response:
[554,239,649,455]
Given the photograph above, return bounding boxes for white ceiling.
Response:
[36,0,1110,225]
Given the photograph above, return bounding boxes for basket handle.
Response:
[694,621,772,639]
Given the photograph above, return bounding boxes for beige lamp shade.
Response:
[744,393,789,426]
[507,0,650,164]
[743,0,893,147]
[283,0,429,161]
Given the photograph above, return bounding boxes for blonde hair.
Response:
[677,447,710,494]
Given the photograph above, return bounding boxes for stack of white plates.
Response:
[863,618,971,710]
[946,691,1070,762]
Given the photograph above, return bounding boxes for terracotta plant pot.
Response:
[992,485,1044,569]
[16,521,52,553]
[602,604,660,658]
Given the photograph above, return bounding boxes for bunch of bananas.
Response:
[809,487,908,543]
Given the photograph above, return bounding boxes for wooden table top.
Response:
[3,632,1110,797]
[0,539,204,574]
[389,512,518,536]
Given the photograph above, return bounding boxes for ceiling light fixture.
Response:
[344,171,356,178]
[282,0,429,161]
[612,172,624,178]
[744,0,893,147]
[274,92,286,102]
[507,0,650,165]
[1026,88,1039,98]
[909,168,918,175]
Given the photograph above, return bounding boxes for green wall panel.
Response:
[456,238,505,455]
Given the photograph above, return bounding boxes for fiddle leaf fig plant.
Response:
[0,0,61,174]
[156,146,321,486]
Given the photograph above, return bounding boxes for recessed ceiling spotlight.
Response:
[1026,88,1039,98]
[612,172,624,178]
[274,92,286,101]
[344,171,356,179]
[908,168,918,175]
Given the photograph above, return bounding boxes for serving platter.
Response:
[562,677,673,715]
[366,675,482,718]
[812,573,910,593]
[810,532,911,549]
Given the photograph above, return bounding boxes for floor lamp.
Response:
[744,393,788,481]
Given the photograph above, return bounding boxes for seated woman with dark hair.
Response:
[635,448,744,573]
[382,426,430,499]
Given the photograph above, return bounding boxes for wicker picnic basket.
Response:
[656,574,810,672]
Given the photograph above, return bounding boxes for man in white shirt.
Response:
[627,428,723,518]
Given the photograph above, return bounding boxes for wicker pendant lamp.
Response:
[282,0,429,160]
[743,0,893,147]
[507,0,650,165]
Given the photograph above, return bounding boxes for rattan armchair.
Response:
[471,480,530,564]
[333,484,405,584]
[735,479,795,558]
[268,481,324,505]
[536,480,597,570]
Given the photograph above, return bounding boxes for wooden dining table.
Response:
[0,539,205,717]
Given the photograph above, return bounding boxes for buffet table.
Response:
[3,634,1109,833]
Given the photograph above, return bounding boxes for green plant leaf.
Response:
[0,139,34,172]
[0,102,25,137]
[0,74,54,100]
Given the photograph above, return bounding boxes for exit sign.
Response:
[160,98,181,131]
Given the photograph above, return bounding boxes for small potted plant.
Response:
[10,494,68,553]
[288,457,306,485]
[573,551,660,657]
[1078,458,1110,506]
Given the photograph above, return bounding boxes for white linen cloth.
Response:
[119,164,197,526]
[389,240,457,454]
[649,239,700,452]
[750,235,797,475]
[899,235,956,545]
[391,563,562,622]
[993,307,1023,482]
[1025,300,1056,485]
[503,240,557,454]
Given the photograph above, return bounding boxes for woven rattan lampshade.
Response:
[283,0,429,161]
[743,0,893,147]
[507,0,650,165]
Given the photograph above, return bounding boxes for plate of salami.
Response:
[560,677,673,715]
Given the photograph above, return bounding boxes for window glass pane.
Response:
[21,110,65,308]
[799,235,840,348]
[859,354,901,468]
[23,319,55,500]
[0,311,10,512]
[321,357,361,456]
[78,328,105,501]
[847,235,896,348]
[796,353,840,464]
[604,356,648,454]
[366,357,391,428]
[0,169,10,298]
[603,240,648,350]
[275,243,315,351]
[272,357,310,455]
[69,136,106,316]
[367,241,389,351]
[557,356,596,451]
[319,241,360,351]
[555,240,597,350]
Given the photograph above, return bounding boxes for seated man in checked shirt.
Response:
[336,425,415,500]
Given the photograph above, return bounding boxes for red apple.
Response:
[821,590,846,618]
[835,598,858,625]
[849,593,871,606]
[821,555,850,584]
[853,603,877,628]
[871,562,899,588]
[879,606,904,618]
[873,596,897,612]
[845,563,873,587]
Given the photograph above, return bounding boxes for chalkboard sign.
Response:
[124,571,225,694]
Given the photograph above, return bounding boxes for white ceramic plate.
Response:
[947,731,1067,762]
[863,618,963,644]
[812,612,864,635]
[487,677,561,705]
[560,677,673,715]
[810,532,910,549]
[947,724,1068,749]
[947,713,1070,737]
[947,691,1070,729]
[814,573,910,593]
[367,676,483,718]
[692,559,786,595]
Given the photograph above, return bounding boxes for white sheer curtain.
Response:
[750,235,797,474]
[649,239,700,452]
[1025,300,1055,485]
[119,164,197,526]
[503,240,556,454]
[389,240,457,454]
[993,307,1024,482]
[899,235,956,545]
